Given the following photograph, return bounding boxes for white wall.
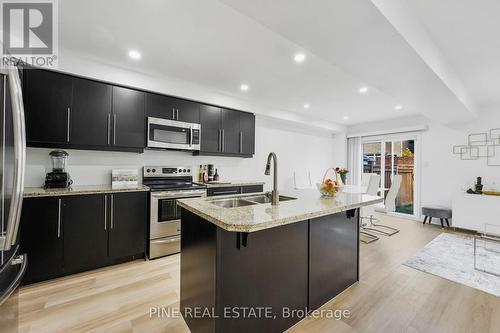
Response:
[348,108,500,208]
[26,115,346,193]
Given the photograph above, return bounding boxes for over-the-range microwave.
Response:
[147,117,201,151]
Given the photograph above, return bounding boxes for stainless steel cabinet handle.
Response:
[217,129,221,152]
[57,199,62,238]
[66,107,71,142]
[113,115,116,145]
[1,67,26,251]
[104,195,107,230]
[172,107,175,119]
[222,129,225,152]
[110,194,114,229]
[239,131,243,153]
[177,109,179,120]
[107,114,111,145]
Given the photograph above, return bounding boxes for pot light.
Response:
[128,50,141,60]
[294,53,306,63]
[359,87,368,94]
[395,105,403,110]
[343,116,349,120]
[303,104,310,109]
[240,84,249,92]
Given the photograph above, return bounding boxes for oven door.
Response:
[150,189,206,239]
[147,117,201,151]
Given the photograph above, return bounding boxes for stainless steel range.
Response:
[143,166,206,259]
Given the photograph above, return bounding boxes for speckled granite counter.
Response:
[193,180,265,188]
[24,185,150,198]
[177,189,383,232]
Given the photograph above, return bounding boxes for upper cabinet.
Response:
[23,68,145,153]
[24,69,73,145]
[146,93,199,123]
[197,105,255,157]
[71,78,112,147]
[239,112,255,155]
[112,87,145,149]
[22,68,255,157]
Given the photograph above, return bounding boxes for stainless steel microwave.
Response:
[147,117,201,151]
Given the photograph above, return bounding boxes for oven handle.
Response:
[151,191,206,199]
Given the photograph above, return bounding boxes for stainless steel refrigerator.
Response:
[0,65,27,332]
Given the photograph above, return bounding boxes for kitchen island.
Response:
[177,189,382,333]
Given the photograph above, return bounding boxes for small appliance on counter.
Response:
[44,150,73,188]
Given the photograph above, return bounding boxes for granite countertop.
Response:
[177,189,383,233]
[194,181,265,188]
[24,185,150,198]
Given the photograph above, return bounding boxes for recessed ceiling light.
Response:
[303,104,310,109]
[128,50,141,60]
[294,53,306,63]
[359,87,368,94]
[240,84,249,91]
[343,116,349,120]
[395,105,403,110]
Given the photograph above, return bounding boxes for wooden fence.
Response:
[363,156,414,205]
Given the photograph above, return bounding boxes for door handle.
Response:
[0,66,26,251]
[176,109,179,120]
[107,114,111,145]
[113,114,116,145]
[57,198,62,238]
[239,131,243,153]
[222,129,225,152]
[172,107,175,119]
[104,195,107,230]
[66,107,71,142]
[110,194,114,229]
[217,129,221,152]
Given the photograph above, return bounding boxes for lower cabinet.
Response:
[19,191,147,284]
[63,194,109,275]
[19,197,63,284]
[108,192,147,260]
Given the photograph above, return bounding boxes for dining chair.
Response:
[359,174,381,243]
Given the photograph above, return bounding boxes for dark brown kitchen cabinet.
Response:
[63,194,109,275]
[146,93,199,123]
[239,112,255,155]
[19,192,147,285]
[108,192,147,260]
[221,109,240,154]
[198,105,255,157]
[199,105,221,153]
[24,69,73,145]
[23,68,145,152]
[112,86,145,149]
[19,197,63,285]
[70,78,112,147]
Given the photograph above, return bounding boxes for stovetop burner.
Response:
[143,166,205,192]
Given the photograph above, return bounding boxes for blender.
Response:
[44,150,73,188]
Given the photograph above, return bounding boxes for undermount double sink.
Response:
[210,193,296,208]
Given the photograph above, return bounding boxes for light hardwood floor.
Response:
[18,215,500,333]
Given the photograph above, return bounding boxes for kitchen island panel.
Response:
[217,220,308,333]
[309,209,359,310]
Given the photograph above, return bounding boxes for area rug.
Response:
[404,233,500,297]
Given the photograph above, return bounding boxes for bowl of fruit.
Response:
[317,178,341,197]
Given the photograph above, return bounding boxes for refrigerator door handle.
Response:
[0,66,26,251]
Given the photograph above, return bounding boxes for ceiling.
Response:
[57,0,493,130]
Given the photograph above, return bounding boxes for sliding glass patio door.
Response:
[362,134,419,217]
